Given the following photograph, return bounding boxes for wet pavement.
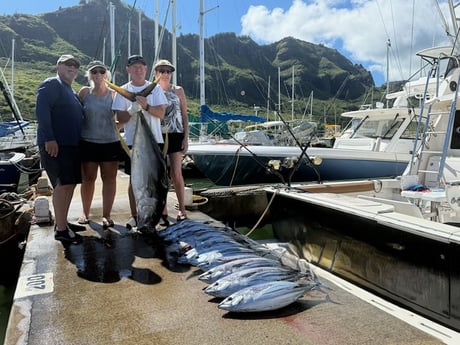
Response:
[3,171,458,345]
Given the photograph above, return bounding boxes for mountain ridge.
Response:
[0,0,382,123]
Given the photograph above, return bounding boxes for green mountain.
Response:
[0,0,382,125]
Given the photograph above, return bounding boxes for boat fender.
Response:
[34,196,51,224]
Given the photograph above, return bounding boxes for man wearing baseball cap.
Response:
[112,54,167,230]
[36,54,85,244]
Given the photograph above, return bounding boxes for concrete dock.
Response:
[3,171,460,345]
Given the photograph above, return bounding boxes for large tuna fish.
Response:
[218,280,320,312]
[131,111,168,232]
[199,257,283,284]
[203,266,302,298]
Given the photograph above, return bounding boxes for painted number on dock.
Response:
[15,273,54,299]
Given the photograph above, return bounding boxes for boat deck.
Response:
[3,171,458,345]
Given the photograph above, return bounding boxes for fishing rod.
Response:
[227,133,287,185]
[273,109,322,184]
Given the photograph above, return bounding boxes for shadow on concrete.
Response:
[62,220,164,284]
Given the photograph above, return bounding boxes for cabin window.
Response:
[352,118,404,139]
[400,120,422,140]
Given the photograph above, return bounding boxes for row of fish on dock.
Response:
[125,103,323,312]
[158,219,323,313]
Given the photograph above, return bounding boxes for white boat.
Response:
[257,38,460,331]
[187,84,426,186]
[194,41,460,332]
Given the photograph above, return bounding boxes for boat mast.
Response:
[138,9,143,56]
[171,0,177,85]
[109,2,116,83]
[278,66,281,121]
[291,65,294,120]
[154,0,159,58]
[199,0,218,106]
[11,38,14,97]
[386,39,390,108]
[266,75,270,120]
[199,0,205,105]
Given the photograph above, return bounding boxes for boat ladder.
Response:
[409,55,460,189]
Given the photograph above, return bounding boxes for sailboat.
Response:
[0,40,40,192]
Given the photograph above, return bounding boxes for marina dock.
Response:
[3,171,459,345]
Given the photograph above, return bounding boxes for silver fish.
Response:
[218,280,318,312]
[185,246,257,266]
[131,112,168,232]
[203,266,301,298]
[199,257,283,284]
[197,254,266,271]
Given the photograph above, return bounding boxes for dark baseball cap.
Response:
[127,55,146,66]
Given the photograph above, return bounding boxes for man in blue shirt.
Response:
[36,54,85,244]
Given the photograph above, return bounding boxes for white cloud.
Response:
[241,0,453,85]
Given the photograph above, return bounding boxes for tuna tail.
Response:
[105,76,160,102]
[104,79,136,101]
[138,76,160,97]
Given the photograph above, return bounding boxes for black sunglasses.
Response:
[157,69,173,74]
[91,69,106,75]
[62,61,80,68]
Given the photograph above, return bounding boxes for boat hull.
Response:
[0,152,26,192]
[266,189,460,332]
[189,144,409,185]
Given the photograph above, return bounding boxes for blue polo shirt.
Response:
[36,77,83,146]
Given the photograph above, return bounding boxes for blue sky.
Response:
[1,0,455,86]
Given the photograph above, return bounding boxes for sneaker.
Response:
[126,216,137,230]
[67,222,86,232]
[54,228,82,244]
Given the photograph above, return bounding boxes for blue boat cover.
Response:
[0,120,29,137]
[200,105,265,123]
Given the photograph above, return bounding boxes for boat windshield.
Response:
[351,118,405,139]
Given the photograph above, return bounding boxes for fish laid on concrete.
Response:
[199,257,283,284]
[180,246,257,266]
[204,266,303,298]
[131,112,168,232]
[218,280,318,312]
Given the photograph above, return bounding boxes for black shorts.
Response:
[162,132,185,154]
[39,145,82,187]
[123,143,165,175]
[80,140,123,162]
